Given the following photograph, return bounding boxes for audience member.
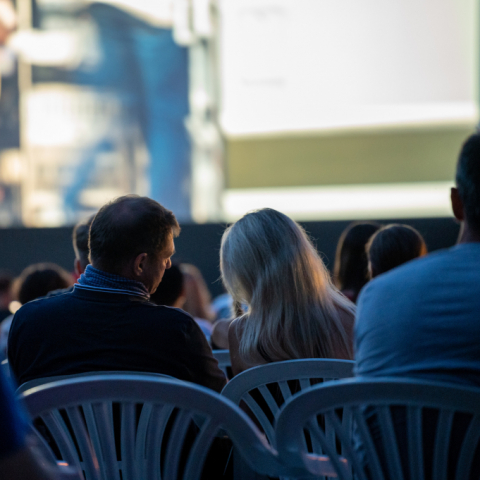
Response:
[180,264,215,323]
[150,262,185,307]
[355,133,480,387]
[8,195,226,391]
[366,224,427,278]
[0,271,13,322]
[46,214,96,299]
[13,263,73,305]
[0,263,73,360]
[333,221,381,302]
[150,263,213,342]
[210,298,243,350]
[72,214,96,278]
[221,208,355,376]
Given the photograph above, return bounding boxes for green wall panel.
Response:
[226,126,475,189]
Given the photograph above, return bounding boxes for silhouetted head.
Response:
[14,263,73,305]
[89,195,180,293]
[333,222,381,302]
[367,224,427,278]
[149,263,184,307]
[452,133,480,238]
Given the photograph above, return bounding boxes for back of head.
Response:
[367,224,427,278]
[89,195,180,274]
[14,263,73,305]
[334,222,381,298]
[149,263,184,307]
[220,208,354,364]
[72,214,95,272]
[456,133,480,233]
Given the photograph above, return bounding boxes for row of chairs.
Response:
[12,356,480,479]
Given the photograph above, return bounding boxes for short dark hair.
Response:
[334,222,381,297]
[367,224,426,278]
[72,214,95,270]
[149,263,184,306]
[456,133,480,232]
[14,263,72,304]
[89,195,180,274]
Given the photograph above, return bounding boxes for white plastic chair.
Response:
[20,373,313,480]
[276,377,480,480]
[212,349,232,379]
[16,370,176,394]
[30,424,84,480]
[221,359,354,446]
[1,358,10,381]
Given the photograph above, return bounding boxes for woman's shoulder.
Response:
[229,315,247,333]
[227,315,248,348]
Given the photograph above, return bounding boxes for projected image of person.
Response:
[65,0,190,220]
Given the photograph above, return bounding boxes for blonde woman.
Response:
[221,208,355,376]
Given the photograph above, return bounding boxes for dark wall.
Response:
[0,217,460,298]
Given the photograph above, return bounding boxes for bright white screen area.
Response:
[218,0,478,137]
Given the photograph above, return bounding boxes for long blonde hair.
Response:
[220,208,355,365]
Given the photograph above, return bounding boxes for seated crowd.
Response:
[1,132,480,477]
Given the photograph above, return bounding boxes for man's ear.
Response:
[133,253,148,277]
[451,187,465,222]
[74,259,82,277]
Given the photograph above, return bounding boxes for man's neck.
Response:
[457,223,480,244]
[89,264,130,281]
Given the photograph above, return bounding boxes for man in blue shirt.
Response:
[355,133,480,387]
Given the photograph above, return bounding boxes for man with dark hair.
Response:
[355,133,480,386]
[8,195,226,391]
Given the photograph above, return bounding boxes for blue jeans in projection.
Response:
[67,3,191,220]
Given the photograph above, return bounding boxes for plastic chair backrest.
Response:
[29,424,84,480]
[1,358,10,381]
[276,377,480,480]
[21,374,297,480]
[221,358,354,446]
[16,370,177,395]
[212,349,232,379]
